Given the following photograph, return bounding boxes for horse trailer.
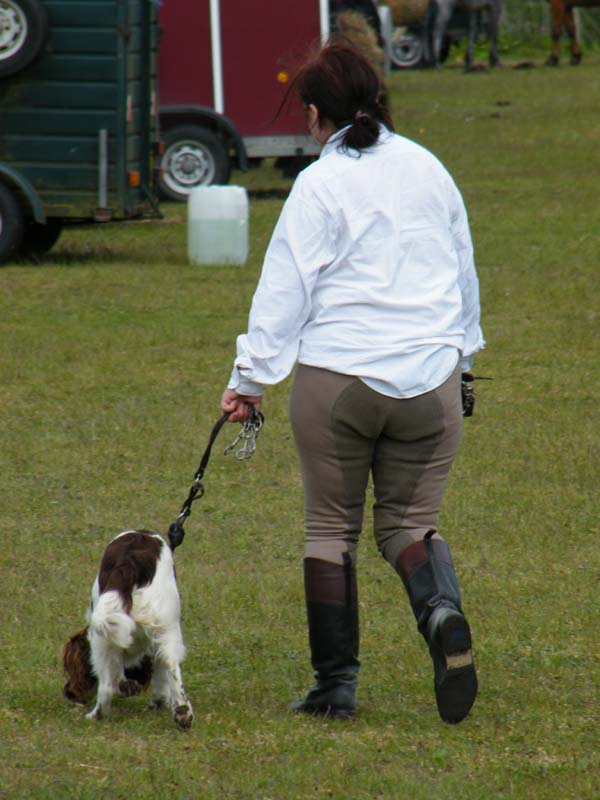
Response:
[157,0,330,201]
[0,0,160,263]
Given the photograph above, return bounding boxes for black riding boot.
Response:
[290,554,359,720]
[396,531,478,724]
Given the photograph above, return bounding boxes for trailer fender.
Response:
[159,105,248,171]
[0,164,45,223]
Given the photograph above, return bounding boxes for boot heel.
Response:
[445,650,474,670]
[429,608,478,724]
[437,610,473,670]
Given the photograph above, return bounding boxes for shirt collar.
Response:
[319,123,393,158]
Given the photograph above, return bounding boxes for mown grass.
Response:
[1,57,599,799]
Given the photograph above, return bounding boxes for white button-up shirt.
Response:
[229,126,484,398]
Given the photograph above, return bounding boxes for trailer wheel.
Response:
[390,27,424,69]
[160,125,231,202]
[0,0,48,77]
[0,183,25,264]
[19,220,63,261]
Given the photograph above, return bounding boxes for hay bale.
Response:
[332,10,385,84]
[387,0,430,26]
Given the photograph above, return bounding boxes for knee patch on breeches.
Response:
[305,536,358,567]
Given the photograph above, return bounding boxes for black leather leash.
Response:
[168,405,264,552]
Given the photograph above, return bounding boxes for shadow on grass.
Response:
[9,248,189,268]
[248,188,290,200]
[5,194,287,268]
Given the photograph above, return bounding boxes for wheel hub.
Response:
[165,142,214,192]
[390,27,423,69]
[180,153,201,176]
[0,0,27,60]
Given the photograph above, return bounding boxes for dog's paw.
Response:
[118,679,142,697]
[148,698,167,710]
[173,704,194,730]
[85,707,104,721]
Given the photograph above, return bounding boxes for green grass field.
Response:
[1,58,599,799]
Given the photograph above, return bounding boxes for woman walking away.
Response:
[221,43,485,724]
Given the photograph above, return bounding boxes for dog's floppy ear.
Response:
[62,629,97,704]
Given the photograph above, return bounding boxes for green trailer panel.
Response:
[1,135,101,163]
[24,56,119,83]
[2,109,118,135]
[0,0,159,222]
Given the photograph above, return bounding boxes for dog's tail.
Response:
[89,591,136,649]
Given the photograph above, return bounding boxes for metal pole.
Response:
[319,0,330,42]
[209,0,224,114]
[98,128,108,209]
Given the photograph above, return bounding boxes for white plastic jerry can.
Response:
[188,185,249,266]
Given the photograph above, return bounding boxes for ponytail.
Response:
[342,109,385,153]
[284,43,394,155]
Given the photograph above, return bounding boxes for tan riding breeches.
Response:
[289,363,463,568]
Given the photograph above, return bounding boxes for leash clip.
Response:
[224,407,264,461]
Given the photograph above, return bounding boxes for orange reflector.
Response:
[277,71,289,84]
[129,171,141,187]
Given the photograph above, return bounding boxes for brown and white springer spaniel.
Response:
[62,530,193,728]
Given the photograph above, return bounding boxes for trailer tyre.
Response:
[159,125,231,202]
[19,220,63,261]
[390,28,424,69]
[0,183,25,264]
[0,0,48,77]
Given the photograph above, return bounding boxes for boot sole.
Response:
[289,699,355,721]
[432,609,478,725]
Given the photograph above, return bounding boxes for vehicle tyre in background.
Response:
[159,125,231,202]
[0,182,25,263]
[19,219,63,261]
[390,27,424,69]
[0,0,48,77]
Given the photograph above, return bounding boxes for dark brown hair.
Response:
[62,629,97,704]
[287,43,393,154]
[98,531,163,613]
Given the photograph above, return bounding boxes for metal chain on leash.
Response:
[224,406,264,460]
[168,405,264,551]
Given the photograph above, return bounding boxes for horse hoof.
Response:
[570,54,582,65]
[546,55,559,67]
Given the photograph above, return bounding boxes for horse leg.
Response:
[465,10,477,69]
[565,6,582,64]
[488,2,501,67]
[431,1,454,67]
[547,0,564,65]
[421,26,432,68]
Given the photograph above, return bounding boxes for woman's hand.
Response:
[221,388,262,423]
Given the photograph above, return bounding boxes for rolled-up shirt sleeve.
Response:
[228,180,335,393]
[448,181,485,371]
